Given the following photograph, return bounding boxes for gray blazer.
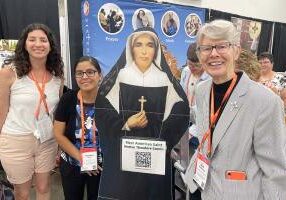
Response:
[185,73,286,200]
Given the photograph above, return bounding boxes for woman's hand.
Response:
[126,111,148,129]
[85,165,102,176]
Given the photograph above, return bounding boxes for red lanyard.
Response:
[198,74,237,157]
[30,71,49,120]
[77,90,96,147]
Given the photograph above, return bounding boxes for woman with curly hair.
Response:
[0,23,64,200]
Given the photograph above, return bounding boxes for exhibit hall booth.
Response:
[0,0,286,199]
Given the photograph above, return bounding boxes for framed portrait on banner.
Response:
[231,17,262,54]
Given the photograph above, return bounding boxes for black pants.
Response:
[60,158,101,200]
[189,189,201,200]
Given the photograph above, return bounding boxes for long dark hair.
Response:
[137,10,145,19]
[5,23,64,78]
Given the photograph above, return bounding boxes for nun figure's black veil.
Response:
[95,27,189,200]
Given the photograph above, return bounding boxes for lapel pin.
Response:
[230,101,238,111]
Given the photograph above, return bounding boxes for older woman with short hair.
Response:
[185,19,286,200]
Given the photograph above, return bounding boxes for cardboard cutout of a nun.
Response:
[95,27,189,200]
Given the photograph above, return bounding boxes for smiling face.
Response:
[25,29,51,61]
[132,33,156,73]
[75,60,101,92]
[197,36,240,84]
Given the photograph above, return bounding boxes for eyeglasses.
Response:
[75,69,97,78]
[197,42,233,55]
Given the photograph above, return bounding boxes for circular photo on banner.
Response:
[98,3,125,34]
[132,8,155,30]
[83,1,90,16]
[185,13,202,38]
[161,11,180,37]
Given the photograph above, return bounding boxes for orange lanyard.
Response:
[30,71,49,120]
[77,90,96,147]
[198,74,237,157]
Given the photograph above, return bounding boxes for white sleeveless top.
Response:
[2,75,61,135]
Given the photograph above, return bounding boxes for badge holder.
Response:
[31,71,53,143]
[35,114,54,143]
[193,152,210,190]
[80,147,97,172]
[121,136,166,175]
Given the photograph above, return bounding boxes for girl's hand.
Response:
[85,165,102,176]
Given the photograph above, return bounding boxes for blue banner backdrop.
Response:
[81,0,205,75]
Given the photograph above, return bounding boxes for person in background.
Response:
[0,23,64,200]
[181,43,210,110]
[185,19,286,199]
[258,52,286,97]
[179,42,210,200]
[53,56,103,200]
[235,49,261,81]
[180,42,209,147]
[258,52,286,115]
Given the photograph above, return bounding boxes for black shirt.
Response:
[210,72,242,140]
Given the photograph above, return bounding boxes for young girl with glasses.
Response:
[53,56,103,200]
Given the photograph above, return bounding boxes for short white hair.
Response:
[197,20,240,45]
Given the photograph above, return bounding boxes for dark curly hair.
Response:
[257,52,273,63]
[5,23,64,78]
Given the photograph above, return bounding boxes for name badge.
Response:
[35,114,54,143]
[80,147,97,172]
[193,152,210,190]
[121,137,166,175]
